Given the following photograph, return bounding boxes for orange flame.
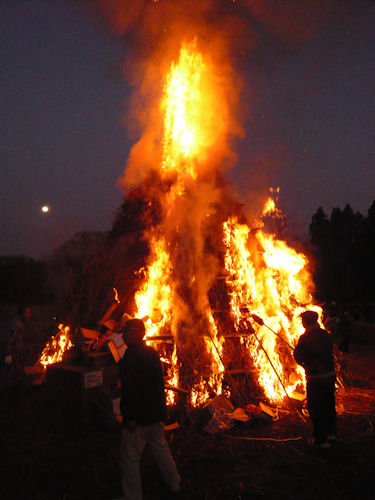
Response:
[39,323,73,370]
[126,41,320,407]
[132,41,229,406]
[113,287,120,303]
[223,204,321,402]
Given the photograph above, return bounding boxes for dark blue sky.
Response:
[1,0,129,257]
[234,1,375,233]
[1,0,374,258]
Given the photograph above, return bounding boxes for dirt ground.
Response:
[1,306,375,500]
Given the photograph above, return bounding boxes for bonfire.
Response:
[38,18,324,413]
[106,40,323,409]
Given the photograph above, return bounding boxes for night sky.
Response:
[1,0,374,258]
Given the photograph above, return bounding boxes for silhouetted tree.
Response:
[309,207,332,301]
[0,256,46,303]
[309,201,375,315]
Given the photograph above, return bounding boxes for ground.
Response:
[1,305,375,500]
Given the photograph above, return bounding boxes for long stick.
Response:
[241,309,295,350]
[261,322,294,350]
[205,329,241,398]
[248,313,307,421]
[204,328,225,369]
[250,326,306,421]
[251,329,291,402]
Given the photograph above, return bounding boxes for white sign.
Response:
[84,370,103,389]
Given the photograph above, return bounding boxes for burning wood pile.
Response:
[66,40,323,413]
[108,40,321,409]
[36,9,327,418]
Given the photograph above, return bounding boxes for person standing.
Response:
[338,309,352,353]
[119,318,180,500]
[1,304,31,396]
[294,310,337,448]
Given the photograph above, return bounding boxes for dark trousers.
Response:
[306,375,337,444]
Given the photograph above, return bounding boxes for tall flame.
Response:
[127,40,320,407]
[34,33,323,408]
[162,45,204,178]
[133,41,226,406]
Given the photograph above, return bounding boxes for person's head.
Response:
[300,310,319,328]
[121,318,145,346]
[18,304,31,321]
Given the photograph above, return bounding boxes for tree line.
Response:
[309,200,375,321]
[1,200,375,323]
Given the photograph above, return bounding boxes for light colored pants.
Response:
[121,422,180,500]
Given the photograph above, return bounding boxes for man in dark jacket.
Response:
[119,318,180,500]
[294,310,337,448]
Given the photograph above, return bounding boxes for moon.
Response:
[41,205,50,213]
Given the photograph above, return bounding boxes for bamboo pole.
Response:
[249,323,306,422]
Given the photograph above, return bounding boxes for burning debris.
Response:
[38,324,73,369]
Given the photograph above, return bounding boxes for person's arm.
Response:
[293,337,306,367]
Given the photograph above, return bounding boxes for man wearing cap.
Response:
[118,318,180,499]
[294,310,337,448]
